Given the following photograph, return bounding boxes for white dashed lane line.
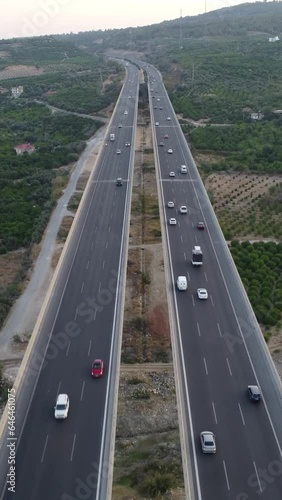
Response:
[70,434,77,462]
[41,435,49,463]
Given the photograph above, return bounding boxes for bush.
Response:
[127,377,144,385]
[140,471,177,497]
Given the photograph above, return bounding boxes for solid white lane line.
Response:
[88,340,92,357]
[217,323,222,338]
[253,462,263,492]
[41,435,49,463]
[226,358,232,376]
[210,295,214,307]
[238,403,245,426]
[80,282,84,294]
[203,357,208,374]
[56,382,61,398]
[223,461,231,491]
[80,381,85,401]
[192,295,195,307]
[66,342,71,357]
[102,260,105,269]
[204,272,208,282]
[70,434,77,462]
[184,252,187,261]
[180,235,183,243]
[86,260,89,270]
[197,323,201,337]
[212,402,218,424]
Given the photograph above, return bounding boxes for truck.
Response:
[110,133,115,141]
[191,246,203,266]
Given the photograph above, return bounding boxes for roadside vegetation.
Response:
[204,173,282,241]
[230,241,282,334]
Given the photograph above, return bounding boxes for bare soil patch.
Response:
[0,251,25,288]
[113,371,184,499]
[205,172,282,213]
[0,65,44,80]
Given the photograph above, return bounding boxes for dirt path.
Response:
[120,363,173,372]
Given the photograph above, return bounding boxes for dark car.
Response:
[159,142,164,147]
[197,222,205,230]
[248,385,261,402]
[91,359,104,378]
[116,178,122,186]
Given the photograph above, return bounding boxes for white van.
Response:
[177,276,187,291]
[180,165,187,174]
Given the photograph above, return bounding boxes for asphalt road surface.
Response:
[142,62,282,500]
[0,63,139,500]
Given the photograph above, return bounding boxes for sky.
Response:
[2,0,261,40]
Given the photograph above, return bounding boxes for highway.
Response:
[142,62,282,500]
[0,63,139,500]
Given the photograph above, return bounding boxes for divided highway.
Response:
[0,63,139,500]
[142,62,282,500]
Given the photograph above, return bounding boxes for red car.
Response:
[91,359,104,378]
[164,134,169,139]
[197,222,205,230]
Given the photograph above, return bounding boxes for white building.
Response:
[11,86,23,97]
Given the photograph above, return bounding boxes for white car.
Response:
[179,206,188,214]
[116,149,121,154]
[197,288,208,299]
[157,98,160,101]
[168,149,173,154]
[155,122,159,126]
[128,96,131,99]
[118,124,122,128]
[54,394,69,419]
[167,116,171,121]
[200,431,216,453]
[169,172,175,177]
[167,201,174,208]
[124,110,128,115]
[180,165,187,174]
[169,218,177,225]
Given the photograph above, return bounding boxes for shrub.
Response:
[127,377,144,385]
[140,471,177,497]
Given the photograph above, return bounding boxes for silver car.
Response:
[200,431,216,453]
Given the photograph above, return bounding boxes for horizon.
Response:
[1,0,261,41]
